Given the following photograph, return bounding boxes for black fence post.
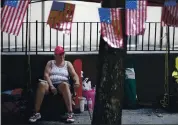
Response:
[56,29,58,47]
[8,34,10,52]
[63,33,65,51]
[69,28,71,51]
[148,23,151,50]
[29,22,31,52]
[135,36,138,51]
[128,36,131,51]
[141,31,144,51]
[50,27,51,52]
[160,26,163,51]
[96,22,99,51]
[1,31,3,52]
[90,22,92,51]
[83,22,85,51]
[76,22,78,51]
[42,22,45,52]
[36,20,38,55]
[15,36,17,52]
[154,23,157,51]
[172,27,175,51]
[22,22,24,52]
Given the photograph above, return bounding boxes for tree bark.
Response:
[92,0,126,125]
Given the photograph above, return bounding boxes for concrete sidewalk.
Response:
[32,108,178,125]
[122,108,178,124]
[2,108,178,125]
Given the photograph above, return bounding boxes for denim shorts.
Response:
[52,80,70,88]
[39,79,71,88]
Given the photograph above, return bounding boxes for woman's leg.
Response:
[29,82,49,123]
[34,82,49,113]
[57,82,72,113]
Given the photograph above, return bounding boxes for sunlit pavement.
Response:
[122,108,178,124]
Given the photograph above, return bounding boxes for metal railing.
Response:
[1,21,178,54]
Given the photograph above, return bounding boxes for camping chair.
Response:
[32,77,78,120]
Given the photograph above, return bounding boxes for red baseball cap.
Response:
[54,46,64,55]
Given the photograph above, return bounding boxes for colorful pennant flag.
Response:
[1,0,30,36]
[98,8,123,48]
[47,1,75,34]
[125,0,147,36]
[161,0,178,27]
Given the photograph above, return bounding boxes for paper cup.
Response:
[79,97,86,112]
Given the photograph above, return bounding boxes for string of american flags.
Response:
[1,0,178,48]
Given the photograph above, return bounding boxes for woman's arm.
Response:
[44,60,53,88]
[67,61,80,88]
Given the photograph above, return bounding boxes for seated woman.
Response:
[29,46,80,123]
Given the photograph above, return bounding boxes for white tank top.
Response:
[49,60,69,84]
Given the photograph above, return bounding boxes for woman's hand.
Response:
[50,86,57,95]
[67,61,80,88]
[74,82,80,88]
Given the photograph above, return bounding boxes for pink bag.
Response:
[82,89,95,109]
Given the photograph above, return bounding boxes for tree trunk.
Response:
[92,0,126,125]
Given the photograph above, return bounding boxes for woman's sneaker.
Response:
[29,113,41,123]
[66,112,75,123]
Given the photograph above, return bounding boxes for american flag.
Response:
[126,0,147,36]
[47,1,75,34]
[1,0,29,36]
[98,8,123,48]
[161,0,178,27]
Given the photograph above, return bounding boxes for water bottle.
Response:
[88,98,92,111]
[84,99,87,110]
[93,85,96,90]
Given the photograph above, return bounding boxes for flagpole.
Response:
[25,0,32,92]
[25,0,29,92]
[91,0,126,124]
